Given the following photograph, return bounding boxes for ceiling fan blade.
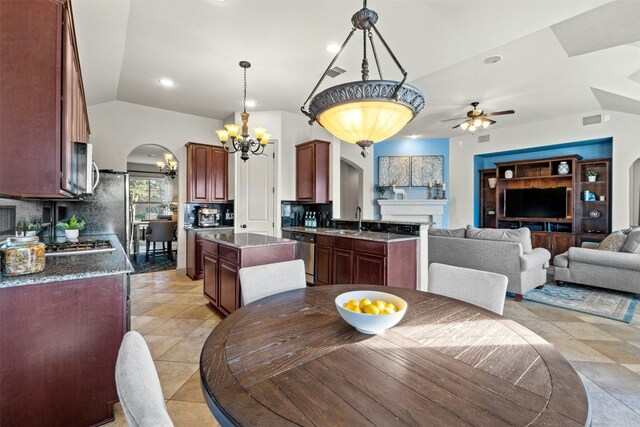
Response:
[485,110,515,116]
[441,117,467,122]
[451,122,464,129]
[486,119,496,125]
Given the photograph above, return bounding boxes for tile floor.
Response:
[106,270,640,426]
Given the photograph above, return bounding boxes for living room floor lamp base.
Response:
[301,0,425,158]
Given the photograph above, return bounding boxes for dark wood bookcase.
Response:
[479,155,612,259]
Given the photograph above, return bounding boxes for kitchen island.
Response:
[0,235,132,426]
[200,232,295,316]
[186,226,234,279]
[282,227,419,289]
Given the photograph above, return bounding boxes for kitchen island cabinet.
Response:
[201,233,295,316]
[0,0,90,198]
[285,228,418,289]
[186,227,234,280]
[0,235,132,426]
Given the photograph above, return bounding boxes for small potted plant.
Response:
[374,184,390,199]
[56,215,86,240]
[586,170,598,182]
[16,218,40,237]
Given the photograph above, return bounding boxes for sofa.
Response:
[553,228,640,295]
[428,226,551,301]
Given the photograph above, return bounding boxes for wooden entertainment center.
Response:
[480,155,611,259]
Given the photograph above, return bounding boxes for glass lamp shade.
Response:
[473,118,483,127]
[216,130,229,143]
[260,133,271,146]
[224,124,240,138]
[253,127,267,140]
[316,100,414,145]
[156,161,165,169]
[469,125,477,132]
[460,121,469,130]
[481,119,491,129]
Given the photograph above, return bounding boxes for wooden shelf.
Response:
[499,175,573,182]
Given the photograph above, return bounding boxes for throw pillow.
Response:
[428,227,465,238]
[621,227,640,253]
[596,230,628,252]
[465,225,533,254]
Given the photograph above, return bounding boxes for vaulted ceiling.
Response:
[73,0,640,139]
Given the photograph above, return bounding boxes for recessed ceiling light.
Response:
[408,134,420,139]
[326,43,341,54]
[245,99,257,108]
[484,55,502,64]
[158,78,174,87]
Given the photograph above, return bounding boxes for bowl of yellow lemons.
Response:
[335,290,407,334]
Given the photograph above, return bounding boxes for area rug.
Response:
[132,254,176,275]
[510,282,638,323]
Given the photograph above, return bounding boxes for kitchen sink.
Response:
[325,229,361,235]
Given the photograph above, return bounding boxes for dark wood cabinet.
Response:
[315,244,333,285]
[296,140,330,203]
[314,235,417,289]
[185,142,228,203]
[186,229,204,279]
[201,237,295,317]
[0,0,90,198]
[479,169,497,228]
[354,252,386,285]
[0,274,126,426]
[333,248,354,285]
[532,231,575,260]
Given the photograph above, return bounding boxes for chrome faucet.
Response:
[355,205,362,231]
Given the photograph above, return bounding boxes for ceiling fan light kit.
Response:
[443,101,514,133]
[301,0,425,158]
[215,61,269,162]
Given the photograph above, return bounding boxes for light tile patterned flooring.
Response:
[107,270,640,426]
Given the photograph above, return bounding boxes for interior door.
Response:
[235,144,275,236]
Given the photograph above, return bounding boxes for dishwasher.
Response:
[282,231,315,284]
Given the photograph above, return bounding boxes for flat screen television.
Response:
[504,187,567,218]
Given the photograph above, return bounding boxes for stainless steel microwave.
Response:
[73,142,99,195]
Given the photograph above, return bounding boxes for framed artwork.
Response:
[411,155,444,187]
[378,156,410,186]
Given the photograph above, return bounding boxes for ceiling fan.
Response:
[442,102,515,132]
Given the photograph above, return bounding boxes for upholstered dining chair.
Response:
[239,259,307,305]
[145,220,177,263]
[428,263,508,315]
[115,331,173,427]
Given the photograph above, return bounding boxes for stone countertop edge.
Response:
[201,232,295,249]
[184,226,235,231]
[0,234,133,289]
[332,218,435,226]
[281,227,420,242]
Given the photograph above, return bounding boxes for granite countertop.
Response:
[0,234,133,288]
[202,232,295,249]
[184,226,235,231]
[333,218,434,226]
[282,227,419,242]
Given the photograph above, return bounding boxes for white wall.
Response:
[632,159,640,227]
[338,141,375,219]
[449,110,640,230]
[340,160,361,219]
[88,101,223,272]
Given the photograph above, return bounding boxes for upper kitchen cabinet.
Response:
[185,142,228,203]
[296,140,330,203]
[0,0,90,198]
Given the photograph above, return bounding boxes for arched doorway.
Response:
[631,158,640,226]
[340,158,363,219]
[127,144,179,268]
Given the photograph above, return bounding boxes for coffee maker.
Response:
[198,208,220,227]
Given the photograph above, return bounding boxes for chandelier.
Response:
[301,0,425,158]
[215,61,270,162]
[156,154,178,180]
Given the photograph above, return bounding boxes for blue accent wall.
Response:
[373,138,449,227]
[473,137,613,226]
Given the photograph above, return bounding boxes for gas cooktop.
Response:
[45,240,116,257]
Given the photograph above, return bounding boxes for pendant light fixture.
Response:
[301,0,425,157]
[156,153,178,179]
[215,61,270,162]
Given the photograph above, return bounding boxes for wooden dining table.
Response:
[200,285,590,426]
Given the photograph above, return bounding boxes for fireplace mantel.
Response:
[377,199,448,226]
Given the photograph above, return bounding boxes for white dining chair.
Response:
[239,259,307,305]
[115,331,174,427]
[428,263,508,315]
